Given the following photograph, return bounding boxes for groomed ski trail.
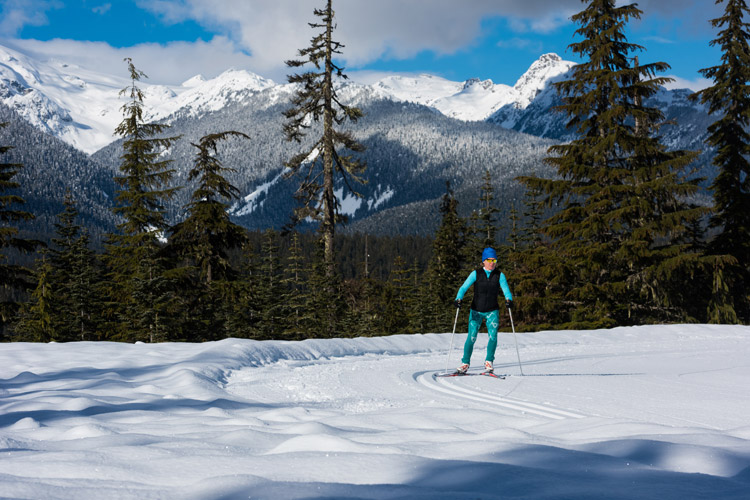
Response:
[416,371,587,420]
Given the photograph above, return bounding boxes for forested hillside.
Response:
[0,103,116,246]
[92,92,556,236]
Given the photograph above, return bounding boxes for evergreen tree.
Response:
[518,0,704,327]
[426,182,466,331]
[218,243,260,339]
[164,131,250,341]
[49,194,103,340]
[0,123,40,336]
[103,58,180,342]
[14,252,55,342]
[519,188,545,249]
[256,229,285,339]
[406,258,427,333]
[168,131,249,285]
[507,204,521,254]
[66,228,102,340]
[353,235,379,336]
[281,232,308,340]
[283,0,367,334]
[510,188,570,329]
[382,255,410,334]
[301,238,346,338]
[691,0,750,323]
[477,170,499,249]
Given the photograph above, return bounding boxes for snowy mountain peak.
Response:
[371,74,464,107]
[462,78,495,92]
[181,74,206,87]
[145,68,277,123]
[0,41,581,152]
[513,52,576,108]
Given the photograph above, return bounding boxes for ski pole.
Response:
[508,307,524,376]
[444,307,461,374]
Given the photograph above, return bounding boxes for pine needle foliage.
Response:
[426,182,467,330]
[0,123,40,333]
[49,195,103,340]
[691,0,750,322]
[103,58,181,342]
[168,131,250,285]
[518,0,706,327]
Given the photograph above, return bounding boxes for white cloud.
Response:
[496,37,544,54]
[8,36,260,85]
[133,0,585,75]
[663,75,712,92]
[0,0,62,36]
[92,3,112,16]
[1,0,728,86]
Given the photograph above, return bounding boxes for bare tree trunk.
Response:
[322,0,337,335]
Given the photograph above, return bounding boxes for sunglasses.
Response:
[485,258,497,263]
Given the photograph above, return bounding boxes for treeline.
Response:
[4,199,439,342]
[0,175,531,342]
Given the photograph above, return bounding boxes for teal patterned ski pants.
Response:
[462,309,500,364]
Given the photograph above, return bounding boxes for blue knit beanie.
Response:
[481,247,497,261]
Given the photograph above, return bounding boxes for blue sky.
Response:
[1,0,725,90]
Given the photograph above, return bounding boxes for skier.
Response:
[453,247,513,374]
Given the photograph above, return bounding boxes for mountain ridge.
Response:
[2,43,580,153]
[1,42,716,239]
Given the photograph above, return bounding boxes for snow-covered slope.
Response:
[368,53,575,122]
[370,73,518,121]
[0,44,278,153]
[0,44,127,153]
[1,325,749,499]
[512,52,576,109]
[2,42,580,153]
[1,39,711,174]
[145,68,276,121]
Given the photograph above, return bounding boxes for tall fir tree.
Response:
[426,182,466,331]
[406,258,427,333]
[281,232,308,340]
[477,170,499,249]
[518,0,705,327]
[66,228,102,340]
[14,252,55,342]
[103,58,181,342]
[256,229,285,339]
[168,131,249,286]
[301,237,346,338]
[691,0,750,323]
[48,194,103,340]
[283,0,366,336]
[0,123,41,337]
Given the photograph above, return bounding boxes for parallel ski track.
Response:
[416,371,586,420]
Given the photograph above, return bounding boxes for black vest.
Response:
[470,267,501,312]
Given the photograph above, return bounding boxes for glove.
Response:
[506,299,513,310]
[454,299,462,309]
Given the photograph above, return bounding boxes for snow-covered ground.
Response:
[1,325,749,499]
